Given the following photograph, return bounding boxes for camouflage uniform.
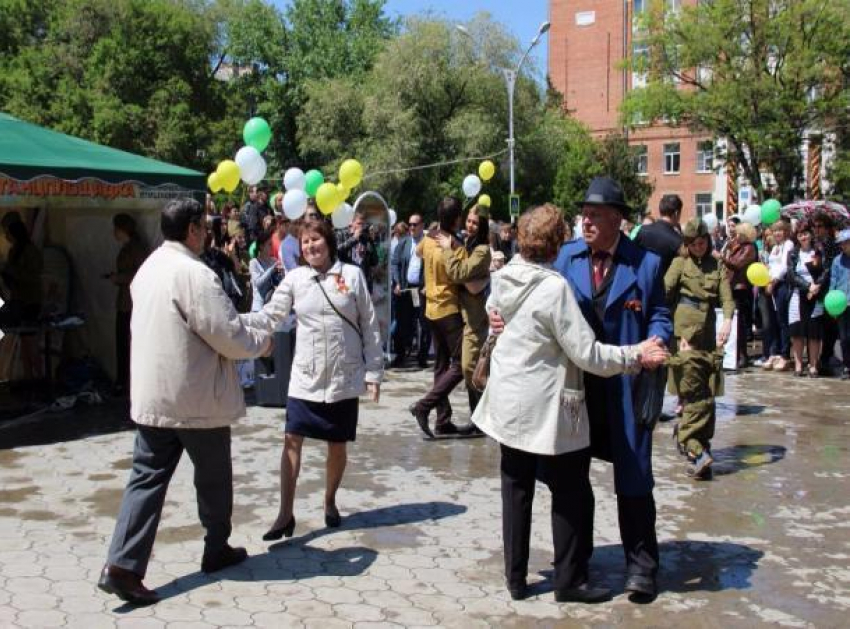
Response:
[664,219,735,459]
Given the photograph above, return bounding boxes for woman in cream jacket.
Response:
[248,219,383,540]
[472,205,667,603]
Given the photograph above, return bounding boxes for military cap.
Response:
[682,217,709,241]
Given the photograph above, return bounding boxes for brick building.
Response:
[548,0,726,220]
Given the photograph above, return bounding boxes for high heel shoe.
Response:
[262,516,295,541]
[324,510,342,528]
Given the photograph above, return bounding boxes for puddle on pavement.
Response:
[0,508,16,517]
[111,457,133,471]
[359,526,423,548]
[0,450,26,468]
[19,509,58,521]
[83,487,125,517]
[88,473,117,481]
[0,486,39,503]
[159,523,202,544]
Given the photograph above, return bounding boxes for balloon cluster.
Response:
[207,118,272,193]
[279,159,364,228]
[461,160,496,208]
[206,116,366,229]
[738,199,783,227]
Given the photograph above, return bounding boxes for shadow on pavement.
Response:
[0,396,133,450]
[533,540,763,597]
[141,501,466,607]
[712,444,787,476]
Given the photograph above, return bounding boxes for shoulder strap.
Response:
[313,274,363,341]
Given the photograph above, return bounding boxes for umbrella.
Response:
[781,200,850,227]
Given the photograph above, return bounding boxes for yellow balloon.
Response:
[207,172,222,193]
[217,160,241,193]
[339,159,363,189]
[316,182,339,215]
[336,183,350,201]
[746,262,770,287]
[478,194,491,208]
[479,160,496,182]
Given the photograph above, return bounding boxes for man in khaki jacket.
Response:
[97,199,271,606]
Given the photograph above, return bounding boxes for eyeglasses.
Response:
[409,221,421,227]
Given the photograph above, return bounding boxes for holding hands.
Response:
[636,337,670,370]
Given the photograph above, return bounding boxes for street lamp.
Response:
[457,21,551,214]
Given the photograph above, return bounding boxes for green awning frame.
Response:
[0,112,205,189]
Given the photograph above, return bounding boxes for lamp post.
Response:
[457,21,550,215]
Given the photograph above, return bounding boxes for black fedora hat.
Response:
[578,176,631,214]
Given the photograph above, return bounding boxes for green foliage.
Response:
[622,0,850,204]
[552,120,653,221]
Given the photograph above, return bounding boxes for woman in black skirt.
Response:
[787,222,825,377]
[254,219,384,540]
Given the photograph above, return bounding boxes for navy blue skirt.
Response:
[285,397,359,442]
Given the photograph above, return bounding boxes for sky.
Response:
[271,0,551,78]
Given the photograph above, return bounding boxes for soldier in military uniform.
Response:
[664,218,734,479]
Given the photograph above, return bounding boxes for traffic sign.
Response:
[509,194,521,218]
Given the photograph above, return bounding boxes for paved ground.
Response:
[0,365,848,628]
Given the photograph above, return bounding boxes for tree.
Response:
[621,0,850,203]
[298,14,552,220]
[552,120,653,221]
[0,0,222,168]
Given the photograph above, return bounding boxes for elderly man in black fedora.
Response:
[555,177,672,601]
[491,178,672,601]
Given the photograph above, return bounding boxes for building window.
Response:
[696,141,713,173]
[632,42,649,89]
[634,145,648,175]
[695,193,713,217]
[664,143,681,174]
[667,0,681,13]
[634,0,646,14]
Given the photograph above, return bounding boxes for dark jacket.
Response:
[786,246,824,299]
[114,236,149,313]
[554,236,672,496]
[634,220,683,276]
[242,200,269,242]
[723,240,758,290]
[391,236,421,290]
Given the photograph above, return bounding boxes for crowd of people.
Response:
[81,176,850,610]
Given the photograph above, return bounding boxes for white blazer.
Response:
[250,260,383,403]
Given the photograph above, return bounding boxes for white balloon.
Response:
[702,213,718,231]
[284,167,306,191]
[742,204,762,226]
[283,189,308,220]
[235,146,266,185]
[388,208,397,226]
[462,174,482,199]
[332,203,354,229]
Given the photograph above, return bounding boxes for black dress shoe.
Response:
[507,581,527,601]
[434,421,463,436]
[624,574,657,601]
[262,516,295,541]
[554,583,612,604]
[97,565,159,606]
[409,404,434,438]
[201,545,248,573]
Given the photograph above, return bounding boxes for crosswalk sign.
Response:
[509,194,520,218]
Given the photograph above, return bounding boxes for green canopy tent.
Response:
[0,113,206,382]
[0,113,205,188]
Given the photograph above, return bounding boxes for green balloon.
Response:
[824,290,848,317]
[243,117,272,152]
[304,169,324,198]
[761,199,782,225]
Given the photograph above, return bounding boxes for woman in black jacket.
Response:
[786,223,825,377]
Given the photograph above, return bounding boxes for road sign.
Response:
[509,194,520,219]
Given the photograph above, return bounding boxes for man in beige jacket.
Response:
[97,199,271,606]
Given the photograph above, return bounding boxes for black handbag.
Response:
[631,365,667,430]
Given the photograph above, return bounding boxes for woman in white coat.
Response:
[250,219,383,540]
[472,204,667,603]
